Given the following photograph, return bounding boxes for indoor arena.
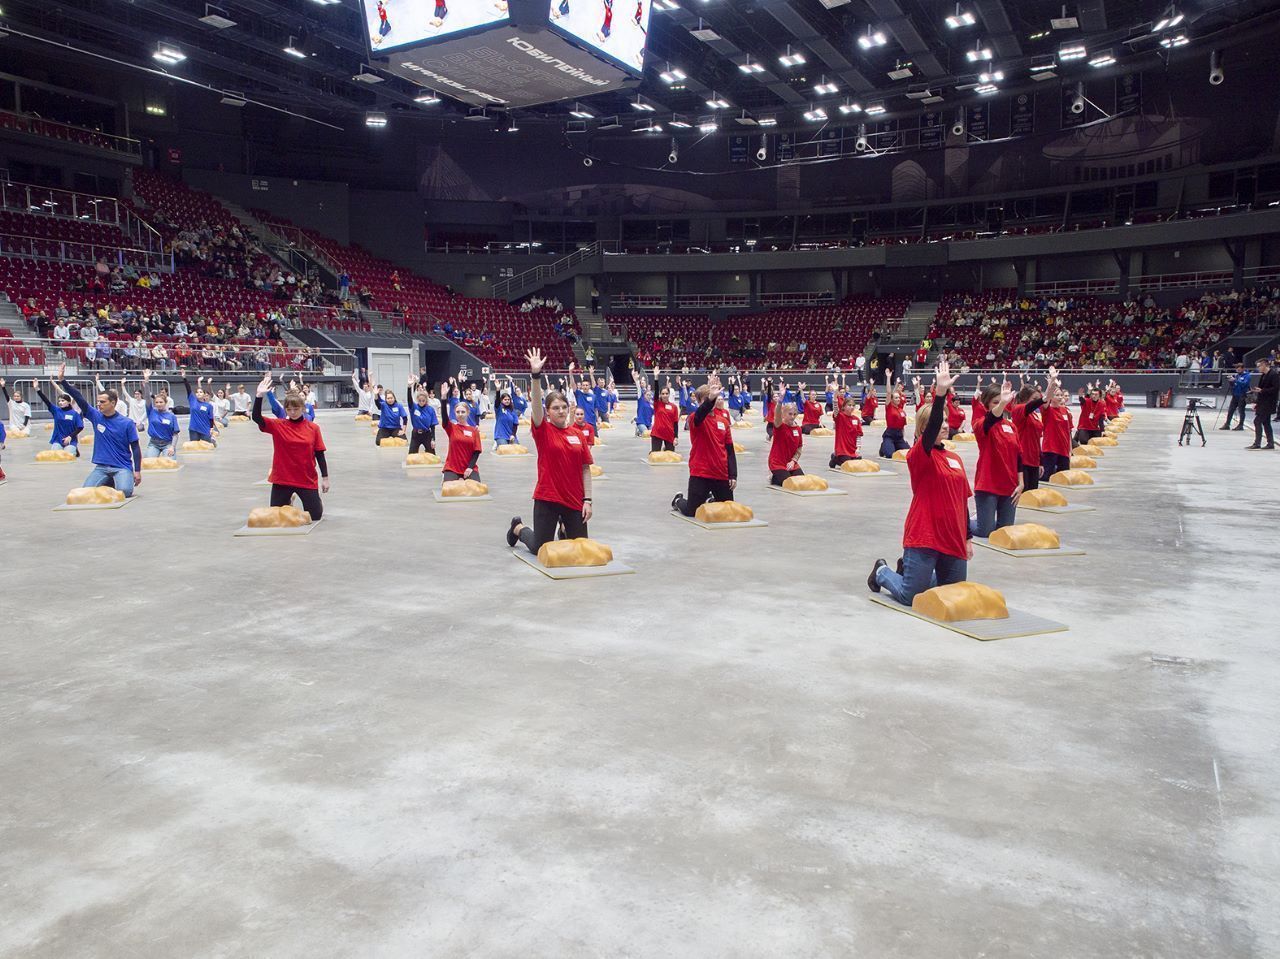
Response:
[1,0,1278,956]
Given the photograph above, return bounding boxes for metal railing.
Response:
[0,336,357,375]
[0,109,142,159]
[610,291,839,310]
[258,221,346,277]
[1027,264,1280,297]
[492,242,601,299]
[2,180,167,257]
[0,232,173,271]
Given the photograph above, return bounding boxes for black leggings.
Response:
[1073,427,1100,446]
[674,476,734,516]
[829,453,860,467]
[409,428,435,454]
[1041,451,1070,480]
[1020,463,1040,492]
[270,483,324,520]
[650,437,675,453]
[376,427,402,446]
[801,424,820,435]
[442,469,482,483]
[517,498,588,554]
[771,467,804,486]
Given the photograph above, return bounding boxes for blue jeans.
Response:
[973,491,1018,537]
[84,464,136,497]
[879,427,909,458]
[875,547,968,606]
[146,442,174,458]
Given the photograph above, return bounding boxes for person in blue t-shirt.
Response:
[36,381,84,454]
[180,371,217,445]
[568,364,599,427]
[634,369,655,436]
[142,369,180,458]
[57,362,142,496]
[1221,362,1253,431]
[404,375,439,454]
[590,369,610,424]
[493,378,529,449]
[373,387,408,446]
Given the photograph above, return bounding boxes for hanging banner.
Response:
[729,135,750,165]
[919,111,943,149]
[1061,84,1089,129]
[778,132,795,162]
[968,102,989,140]
[875,118,902,150]
[1116,72,1143,113]
[818,128,842,157]
[1011,93,1035,136]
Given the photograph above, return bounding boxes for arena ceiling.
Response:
[2,0,1279,131]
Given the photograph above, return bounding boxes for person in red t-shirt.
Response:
[252,371,328,519]
[1104,380,1124,417]
[800,387,824,435]
[973,376,1022,537]
[438,381,483,483]
[1041,381,1074,480]
[830,394,864,468]
[869,359,973,604]
[1010,369,1056,492]
[572,406,598,447]
[969,377,986,432]
[650,378,680,453]
[768,391,805,484]
[945,390,967,439]
[878,378,910,459]
[507,348,596,554]
[860,386,877,426]
[1074,382,1107,445]
[671,374,738,516]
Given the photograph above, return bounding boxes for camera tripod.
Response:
[1178,404,1207,446]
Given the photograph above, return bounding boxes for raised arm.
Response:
[55,363,93,418]
[920,361,954,449]
[526,349,547,428]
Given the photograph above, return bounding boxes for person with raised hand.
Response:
[879,374,910,458]
[768,384,805,485]
[1010,367,1056,493]
[506,348,596,554]
[671,372,738,515]
[972,374,1022,536]
[404,373,439,455]
[142,369,180,459]
[252,370,328,520]
[868,359,974,604]
[56,362,142,497]
[438,378,483,483]
[35,378,84,456]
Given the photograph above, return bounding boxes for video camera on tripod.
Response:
[1179,396,1208,446]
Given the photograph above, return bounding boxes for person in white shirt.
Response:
[53,321,71,341]
[80,323,98,341]
[113,376,148,432]
[352,368,375,415]
[855,354,867,383]
[211,388,231,426]
[1,378,33,431]
[229,384,253,418]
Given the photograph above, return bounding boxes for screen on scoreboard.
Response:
[361,0,510,53]
[547,0,651,74]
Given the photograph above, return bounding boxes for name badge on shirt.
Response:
[97,424,106,433]
[1001,423,1015,434]
[947,456,964,471]
[716,421,726,431]
[792,428,801,438]
[62,414,73,421]
[567,435,581,445]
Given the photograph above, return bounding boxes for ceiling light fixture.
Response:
[838,99,863,114]
[803,106,828,122]
[199,5,236,28]
[966,42,993,62]
[739,57,764,74]
[977,69,1004,83]
[705,92,730,109]
[975,83,998,95]
[152,42,186,64]
[283,35,307,58]
[1154,9,1185,31]
[569,103,593,118]
[659,65,687,84]
[1159,32,1189,48]
[757,116,778,127]
[668,116,692,128]
[1058,42,1087,61]
[945,6,976,28]
[415,91,442,104]
[858,27,889,50]
[864,101,886,115]
[778,44,806,67]
[631,97,655,111]
[1088,51,1115,68]
[813,78,839,95]
[364,111,387,127]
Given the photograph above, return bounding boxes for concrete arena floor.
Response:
[0,406,1277,958]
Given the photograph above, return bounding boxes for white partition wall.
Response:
[364,348,414,393]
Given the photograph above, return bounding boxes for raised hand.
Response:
[934,358,955,395]
[255,370,274,397]
[525,347,546,375]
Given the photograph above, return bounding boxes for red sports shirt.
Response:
[970,394,985,430]
[686,409,731,480]
[834,410,863,457]
[1011,402,1044,467]
[1104,393,1121,417]
[862,392,878,420]
[531,417,593,510]
[903,442,972,560]
[575,422,597,446]
[1042,405,1073,456]
[1078,397,1106,430]
[260,416,326,489]
[885,401,907,430]
[651,401,679,442]
[442,419,481,474]
[768,423,804,471]
[946,396,966,431]
[974,413,1021,495]
[802,401,823,426]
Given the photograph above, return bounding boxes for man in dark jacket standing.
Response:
[1221,363,1253,431]
[1247,358,1278,450]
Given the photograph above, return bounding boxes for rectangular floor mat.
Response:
[868,594,1068,640]
[972,537,1086,558]
[1017,503,1096,515]
[511,549,635,579]
[233,517,324,537]
[52,495,137,512]
[673,512,769,531]
[765,484,848,497]
[827,467,897,478]
[432,491,493,503]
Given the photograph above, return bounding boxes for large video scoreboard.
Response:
[361,0,652,109]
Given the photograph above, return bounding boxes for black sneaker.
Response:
[868,558,887,593]
[1234,426,1244,430]
[896,557,904,576]
[1218,426,1231,431]
[506,516,521,548]
[1246,445,1262,450]
[671,493,683,512]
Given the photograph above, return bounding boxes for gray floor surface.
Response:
[1,407,1276,958]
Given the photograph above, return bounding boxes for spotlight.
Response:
[1209,49,1224,85]
[153,42,186,64]
[952,107,966,136]
[756,134,768,161]
[1070,82,1085,114]
[855,123,869,151]
[583,155,594,167]
[668,138,679,164]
